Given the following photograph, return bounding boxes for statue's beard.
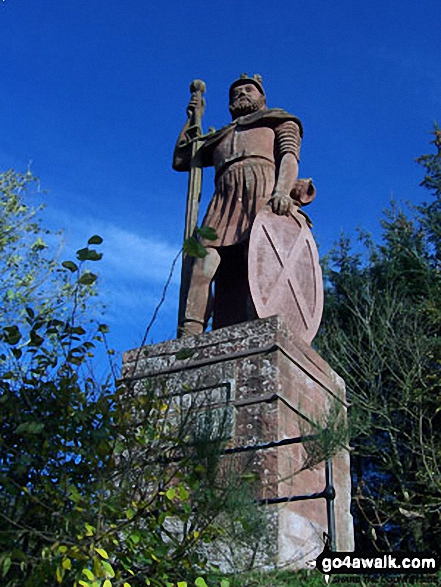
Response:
[229,94,266,119]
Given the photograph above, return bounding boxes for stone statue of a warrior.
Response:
[173,74,315,336]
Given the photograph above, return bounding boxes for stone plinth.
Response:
[122,316,354,569]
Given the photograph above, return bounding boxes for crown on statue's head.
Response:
[229,73,265,99]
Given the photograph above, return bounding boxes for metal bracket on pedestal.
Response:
[257,458,336,552]
[257,457,336,552]
[223,435,337,552]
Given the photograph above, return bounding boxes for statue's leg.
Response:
[180,247,221,336]
[213,241,257,329]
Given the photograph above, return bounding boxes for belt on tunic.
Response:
[215,154,275,184]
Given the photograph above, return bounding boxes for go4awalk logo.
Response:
[315,551,439,578]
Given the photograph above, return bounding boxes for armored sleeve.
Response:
[274,120,302,163]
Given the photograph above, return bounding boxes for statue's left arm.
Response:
[270,120,301,215]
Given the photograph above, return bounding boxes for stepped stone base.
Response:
[122,316,354,570]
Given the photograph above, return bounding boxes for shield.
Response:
[249,206,323,343]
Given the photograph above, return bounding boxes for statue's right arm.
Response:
[172,120,192,172]
[173,93,206,172]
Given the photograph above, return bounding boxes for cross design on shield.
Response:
[249,207,323,343]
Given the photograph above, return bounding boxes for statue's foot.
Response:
[178,319,204,337]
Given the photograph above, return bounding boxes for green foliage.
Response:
[0,178,115,584]
[183,236,208,259]
[0,171,267,587]
[301,400,349,471]
[183,226,218,259]
[415,123,441,260]
[0,169,101,336]
[316,128,441,552]
[0,170,54,324]
[194,227,217,242]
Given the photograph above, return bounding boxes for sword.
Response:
[178,79,206,334]
[183,79,206,240]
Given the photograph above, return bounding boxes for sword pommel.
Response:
[190,79,206,94]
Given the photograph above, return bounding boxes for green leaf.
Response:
[15,421,45,434]
[95,548,109,559]
[175,348,197,360]
[5,289,15,302]
[87,250,103,261]
[82,568,95,581]
[196,226,218,241]
[103,580,112,587]
[30,330,44,346]
[220,580,230,587]
[165,487,176,500]
[76,247,103,262]
[129,530,141,545]
[76,247,91,261]
[31,237,47,251]
[3,325,21,345]
[11,347,22,359]
[183,236,208,258]
[62,260,79,272]
[48,319,64,329]
[68,485,81,503]
[88,235,103,245]
[56,564,66,583]
[71,326,86,336]
[240,471,260,482]
[195,578,208,587]
[101,560,115,578]
[79,271,97,286]
[2,557,12,577]
[178,485,189,501]
[98,323,109,333]
[25,307,35,319]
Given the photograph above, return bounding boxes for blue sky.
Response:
[1,0,440,358]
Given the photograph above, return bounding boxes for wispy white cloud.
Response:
[102,224,181,285]
[47,209,181,285]
[44,207,182,349]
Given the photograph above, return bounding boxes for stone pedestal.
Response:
[122,316,354,569]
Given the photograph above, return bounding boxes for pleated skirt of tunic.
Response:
[201,159,276,247]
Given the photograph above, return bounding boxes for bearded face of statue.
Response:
[229,83,266,120]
